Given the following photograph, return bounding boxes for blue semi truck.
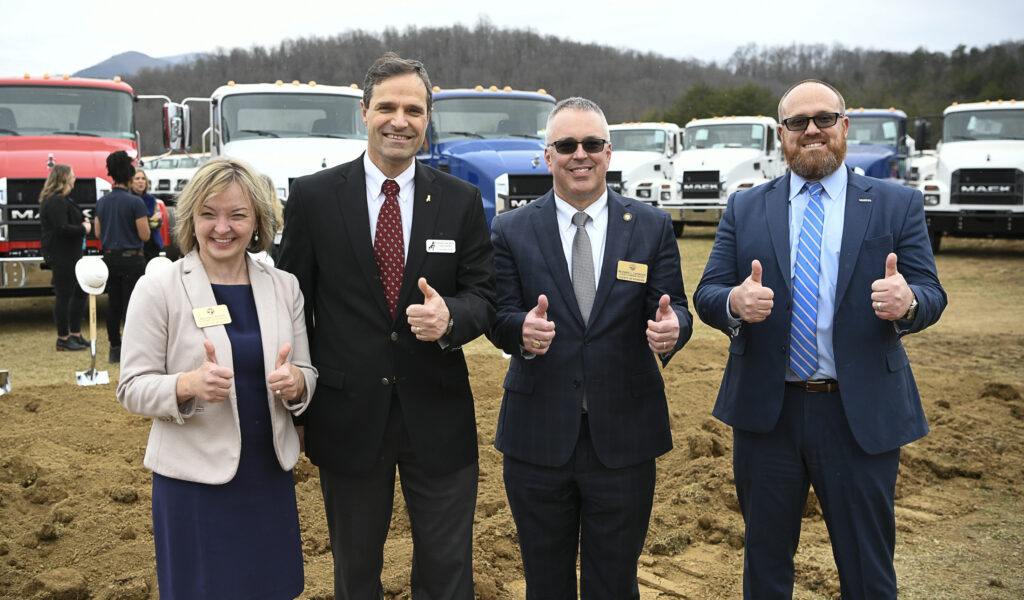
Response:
[844,107,916,183]
[416,86,621,227]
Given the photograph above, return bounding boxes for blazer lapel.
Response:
[335,157,391,321]
[180,251,234,373]
[765,177,792,292]
[247,256,279,382]
[835,169,874,308]
[589,192,635,328]
[395,162,441,317]
[529,193,581,326]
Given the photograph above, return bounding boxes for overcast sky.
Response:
[2,0,1021,77]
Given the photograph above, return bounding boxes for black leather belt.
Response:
[786,379,839,393]
[102,249,142,256]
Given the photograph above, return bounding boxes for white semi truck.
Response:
[919,99,1023,252]
[629,115,783,236]
[608,122,682,194]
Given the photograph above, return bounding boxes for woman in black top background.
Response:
[39,164,92,351]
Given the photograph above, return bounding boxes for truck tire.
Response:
[928,229,942,254]
[673,221,684,238]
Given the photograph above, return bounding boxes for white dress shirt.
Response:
[364,154,415,260]
[553,191,609,287]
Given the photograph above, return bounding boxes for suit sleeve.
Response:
[487,213,530,355]
[646,209,693,365]
[441,186,496,346]
[276,178,317,337]
[694,192,745,336]
[894,188,946,334]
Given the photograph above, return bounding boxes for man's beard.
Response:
[784,134,846,180]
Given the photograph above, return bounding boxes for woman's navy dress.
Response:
[152,284,303,599]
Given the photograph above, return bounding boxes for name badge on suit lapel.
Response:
[426,239,456,253]
[192,305,231,328]
[616,260,648,283]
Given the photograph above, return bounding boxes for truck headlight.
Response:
[637,188,651,198]
[924,194,939,206]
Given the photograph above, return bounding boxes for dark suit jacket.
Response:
[693,169,946,455]
[277,155,496,476]
[489,189,693,469]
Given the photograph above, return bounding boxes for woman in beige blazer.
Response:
[117,158,316,600]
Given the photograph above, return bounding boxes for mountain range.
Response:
[73,51,203,78]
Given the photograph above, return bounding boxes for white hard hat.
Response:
[75,256,109,295]
[145,256,173,276]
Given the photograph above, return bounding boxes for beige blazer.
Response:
[117,250,317,484]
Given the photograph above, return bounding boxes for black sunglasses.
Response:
[781,112,842,132]
[548,136,609,154]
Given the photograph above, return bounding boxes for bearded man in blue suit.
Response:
[489,97,692,598]
[693,79,946,599]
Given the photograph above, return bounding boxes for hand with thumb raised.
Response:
[176,340,234,404]
[267,342,304,404]
[870,252,912,321]
[730,259,774,323]
[407,277,451,342]
[523,294,555,355]
[647,294,680,354]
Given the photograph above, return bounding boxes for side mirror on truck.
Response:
[913,119,931,151]
[162,103,191,151]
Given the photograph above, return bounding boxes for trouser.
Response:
[50,260,86,337]
[318,394,477,600]
[733,386,900,600]
[102,254,145,347]
[503,415,656,600]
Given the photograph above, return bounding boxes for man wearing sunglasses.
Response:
[488,97,692,597]
[694,79,945,599]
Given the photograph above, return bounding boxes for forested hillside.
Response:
[127,22,1023,154]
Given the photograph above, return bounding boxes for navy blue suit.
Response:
[490,189,692,598]
[694,168,946,599]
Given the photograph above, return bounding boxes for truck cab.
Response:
[416,86,555,225]
[0,75,138,295]
[920,100,1024,251]
[630,115,782,236]
[845,107,915,183]
[608,122,682,193]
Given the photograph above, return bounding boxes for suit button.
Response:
[780,346,787,355]
[573,380,581,389]
[390,332,399,342]
[584,338,591,346]
[380,377,390,385]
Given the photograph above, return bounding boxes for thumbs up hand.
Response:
[729,259,775,323]
[523,294,555,355]
[178,339,234,404]
[407,277,451,342]
[267,342,305,404]
[647,294,680,354]
[870,253,913,321]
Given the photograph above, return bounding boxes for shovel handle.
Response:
[89,295,97,342]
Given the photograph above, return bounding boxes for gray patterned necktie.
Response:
[572,211,596,324]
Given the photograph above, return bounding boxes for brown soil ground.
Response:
[1,227,1022,600]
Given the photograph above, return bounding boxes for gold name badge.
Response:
[616,260,648,283]
[192,305,232,328]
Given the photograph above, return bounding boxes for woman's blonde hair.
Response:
[173,158,275,255]
[260,174,284,233]
[38,164,74,203]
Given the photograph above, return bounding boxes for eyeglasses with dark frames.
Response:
[547,136,609,154]
[781,112,843,132]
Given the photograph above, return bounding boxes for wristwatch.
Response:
[902,294,918,320]
[444,317,454,337]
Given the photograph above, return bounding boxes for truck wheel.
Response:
[928,229,942,254]
[673,221,684,238]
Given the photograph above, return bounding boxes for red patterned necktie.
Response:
[374,179,404,318]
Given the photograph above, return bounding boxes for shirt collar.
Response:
[788,163,849,203]
[553,189,609,230]
[363,153,416,196]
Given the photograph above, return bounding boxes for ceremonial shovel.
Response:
[75,257,109,386]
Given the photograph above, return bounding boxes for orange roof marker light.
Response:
[432,86,441,92]
[228,81,236,86]
[309,81,317,87]
[292,80,300,86]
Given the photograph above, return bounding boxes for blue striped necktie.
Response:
[790,182,824,380]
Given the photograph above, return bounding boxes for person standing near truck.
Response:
[131,168,164,261]
[39,163,91,351]
[94,150,150,363]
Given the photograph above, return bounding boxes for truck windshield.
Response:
[431,97,553,143]
[685,124,764,150]
[610,129,666,153]
[0,85,134,139]
[848,117,901,146]
[943,109,1024,142]
[220,93,366,142]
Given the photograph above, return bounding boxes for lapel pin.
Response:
[623,213,633,222]
[425,194,431,203]
[858,198,872,203]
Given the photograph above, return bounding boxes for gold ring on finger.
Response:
[532,339,542,349]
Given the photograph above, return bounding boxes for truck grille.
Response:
[3,178,98,244]
[681,171,720,199]
[951,169,1023,206]
[503,172,624,213]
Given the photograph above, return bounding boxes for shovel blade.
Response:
[76,369,110,386]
